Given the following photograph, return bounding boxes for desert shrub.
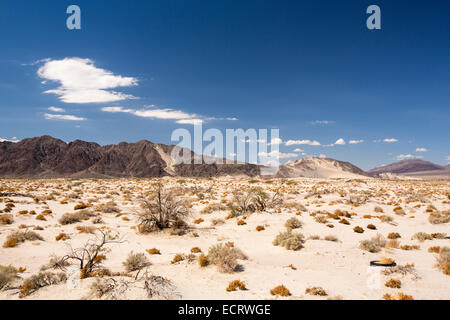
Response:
[0,265,18,290]
[393,206,405,215]
[55,233,70,241]
[359,234,386,253]
[428,211,449,224]
[256,225,265,232]
[74,204,89,210]
[0,214,14,225]
[211,218,225,226]
[237,219,247,226]
[123,252,150,272]
[400,245,420,251]
[191,247,202,253]
[435,247,449,276]
[339,219,350,225]
[412,232,432,242]
[59,212,81,225]
[198,254,209,267]
[3,230,44,248]
[229,187,282,216]
[89,278,116,298]
[428,246,441,253]
[383,293,414,300]
[386,239,400,249]
[374,206,384,213]
[270,285,291,296]
[379,215,394,223]
[36,214,47,221]
[382,263,419,280]
[193,218,204,224]
[367,224,377,230]
[314,216,328,224]
[305,287,327,296]
[273,231,305,251]
[201,203,227,214]
[385,279,401,288]
[171,254,185,264]
[146,248,161,255]
[206,243,248,273]
[40,255,70,271]
[284,217,302,231]
[19,272,67,298]
[324,235,339,242]
[76,225,97,234]
[431,233,446,239]
[353,226,364,233]
[388,232,401,239]
[100,201,120,213]
[137,184,188,233]
[226,280,246,292]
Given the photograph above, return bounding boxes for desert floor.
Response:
[0,177,448,300]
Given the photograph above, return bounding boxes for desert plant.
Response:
[273,231,305,251]
[428,211,449,224]
[383,292,414,300]
[226,280,246,292]
[0,214,14,225]
[137,184,188,233]
[353,226,364,234]
[146,248,161,255]
[0,265,18,290]
[198,254,209,267]
[123,252,150,273]
[305,286,327,296]
[256,225,265,232]
[284,217,302,231]
[191,247,202,253]
[206,243,248,273]
[385,279,401,288]
[19,272,67,298]
[435,247,449,276]
[55,233,70,241]
[428,246,441,253]
[388,232,401,239]
[3,230,44,248]
[270,285,291,296]
[412,232,432,242]
[367,224,377,230]
[359,234,387,253]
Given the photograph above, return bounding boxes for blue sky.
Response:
[0,0,449,170]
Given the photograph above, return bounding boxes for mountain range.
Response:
[0,136,447,179]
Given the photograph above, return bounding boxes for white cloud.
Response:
[311,120,335,125]
[396,154,422,160]
[285,139,321,146]
[101,106,197,120]
[37,58,138,103]
[349,140,364,144]
[446,156,450,161]
[44,113,86,121]
[0,137,20,143]
[384,138,398,143]
[269,138,283,145]
[176,119,203,125]
[48,106,66,112]
[334,138,346,145]
[258,151,298,159]
[293,148,304,152]
[319,154,326,158]
[416,148,428,152]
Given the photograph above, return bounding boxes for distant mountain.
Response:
[0,136,260,178]
[275,157,370,179]
[368,159,445,176]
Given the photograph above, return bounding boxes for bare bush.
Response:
[206,243,248,273]
[0,265,18,290]
[19,272,67,298]
[359,234,386,253]
[273,231,305,251]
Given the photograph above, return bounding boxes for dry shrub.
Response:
[36,214,47,221]
[353,226,364,234]
[198,254,209,267]
[400,245,420,251]
[270,285,291,296]
[58,212,81,225]
[137,184,188,233]
[367,224,377,230]
[388,232,401,239]
[428,246,441,253]
[273,231,305,251]
[435,247,449,276]
[428,211,449,224]
[19,272,67,298]
[171,254,185,264]
[226,280,246,292]
[339,219,350,225]
[382,263,419,280]
[383,293,414,300]
[3,230,44,248]
[386,239,400,249]
[123,252,150,272]
[324,235,339,242]
[55,233,70,241]
[431,233,446,239]
[193,218,204,224]
[206,243,248,273]
[378,257,395,265]
[374,206,384,213]
[0,214,14,225]
[89,277,116,298]
[305,286,327,296]
[237,219,247,226]
[201,203,227,214]
[379,215,394,223]
[74,204,89,211]
[211,218,225,226]
[284,217,302,231]
[385,279,401,288]
[76,225,97,234]
[359,234,386,253]
[146,248,161,255]
[393,207,405,215]
[256,225,265,232]
[191,247,202,253]
[0,265,18,290]
[412,232,432,242]
[100,201,120,213]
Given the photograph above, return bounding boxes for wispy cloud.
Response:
[396,154,422,160]
[416,148,428,152]
[383,138,398,143]
[101,106,197,120]
[334,138,346,145]
[0,137,20,143]
[258,151,298,159]
[285,139,321,146]
[349,140,364,144]
[48,106,66,113]
[37,58,138,103]
[44,113,86,121]
[311,120,335,125]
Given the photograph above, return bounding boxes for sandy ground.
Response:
[0,177,448,300]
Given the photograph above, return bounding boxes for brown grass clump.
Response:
[285,217,302,231]
[383,292,414,300]
[385,279,401,288]
[122,252,150,272]
[374,206,384,213]
[171,254,185,264]
[0,214,14,225]
[353,226,364,234]
[19,272,67,298]
[256,225,265,232]
[339,218,350,225]
[270,285,291,297]
[367,224,377,230]
[35,214,47,221]
[386,239,400,249]
[400,245,420,251]
[226,280,246,292]
[206,243,248,273]
[76,225,97,234]
[193,218,204,224]
[428,211,449,224]
[428,246,441,253]
[435,247,449,276]
[305,286,327,296]
[431,233,446,239]
[198,254,209,267]
[237,219,247,226]
[393,206,405,215]
[388,232,401,239]
[59,212,81,225]
[74,204,89,210]
[412,232,432,242]
[324,235,339,242]
[0,265,18,290]
[55,233,70,241]
[273,231,305,251]
[146,248,161,255]
[3,230,44,248]
[191,247,202,253]
[359,234,387,253]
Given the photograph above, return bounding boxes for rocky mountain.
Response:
[368,159,445,176]
[275,157,370,179]
[0,136,261,178]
